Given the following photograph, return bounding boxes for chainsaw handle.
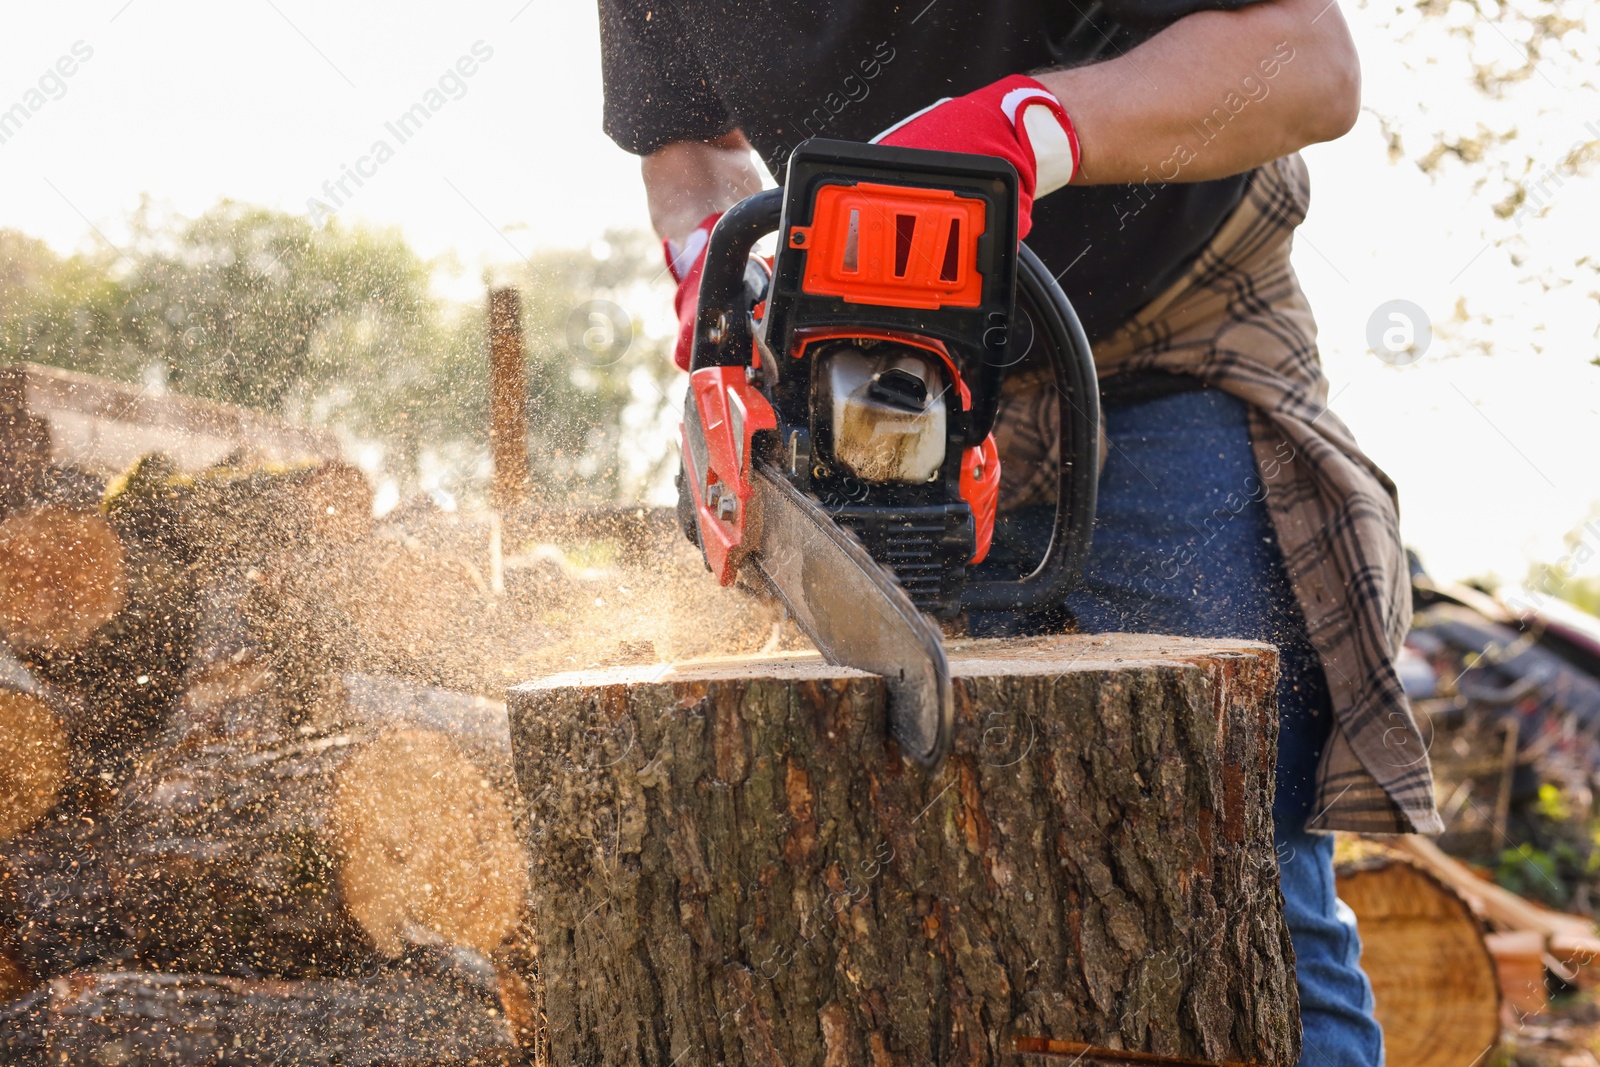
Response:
[959,243,1099,614]
[690,189,783,372]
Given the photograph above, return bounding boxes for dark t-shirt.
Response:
[598,0,1265,342]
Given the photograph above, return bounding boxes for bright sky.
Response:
[0,1,652,284]
[2,0,1597,590]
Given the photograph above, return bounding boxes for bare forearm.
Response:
[1038,0,1360,184]
[641,132,766,249]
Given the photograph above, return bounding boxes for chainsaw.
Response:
[677,139,1099,768]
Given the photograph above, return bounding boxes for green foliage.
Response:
[1537,782,1574,822]
[1561,580,1600,619]
[1523,511,1600,621]
[119,202,440,413]
[511,230,677,504]
[0,203,673,505]
[1497,842,1566,908]
[0,229,127,378]
[1492,794,1600,913]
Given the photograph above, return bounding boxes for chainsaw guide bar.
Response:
[747,461,954,768]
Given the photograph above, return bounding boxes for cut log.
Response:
[1334,853,1500,1067]
[1393,835,1598,942]
[342,672,516,793]
[17,456,200,755]
[336,729,527,959]
[2,632,167,838]
[0,815,129,983]
[20,538,199,761]
[0,506,126,652]
[1390,835,1600,991]
[112,704,528,977]
[507,635,1299,1067]
[1484,929,1548,1018]
[1546,930,1600,988]
[0,689,70,840]
[0,963,520,1066]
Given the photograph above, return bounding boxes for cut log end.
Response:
[0,947,31,1002]
[114,716,528,976]
[0,691,69,840]
[334,728,527,958]
[0,507,126,652]
[1336,854,1501,1067]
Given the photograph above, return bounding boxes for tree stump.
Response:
[508,634,1298,1066]
[0,506,127,654]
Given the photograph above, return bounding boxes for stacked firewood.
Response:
[0,458,541,1065]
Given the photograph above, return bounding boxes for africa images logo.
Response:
[0,40,94,146]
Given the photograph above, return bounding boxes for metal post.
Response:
[487,286,529,514]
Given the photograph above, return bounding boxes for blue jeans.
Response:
[973,386,1383,1067]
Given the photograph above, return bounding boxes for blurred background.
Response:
[1,0,1595,591]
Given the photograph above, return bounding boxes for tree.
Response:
[0,204,677,508]
[0,230,127,381]
[512,229,677,505]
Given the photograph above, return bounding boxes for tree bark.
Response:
[508,634,1298,1067]
[0,960,520,1066]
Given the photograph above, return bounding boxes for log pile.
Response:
[0,455,542,1064]
[0,960,524,1066]
[0,360,342,491]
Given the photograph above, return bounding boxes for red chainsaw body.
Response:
[681,365,777,584]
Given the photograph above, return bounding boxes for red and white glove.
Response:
[664,212,722,371]
[873,74,1080,240]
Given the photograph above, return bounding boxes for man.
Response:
[598,2,1440,1063]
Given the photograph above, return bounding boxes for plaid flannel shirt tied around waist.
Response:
[993,153,1442,835]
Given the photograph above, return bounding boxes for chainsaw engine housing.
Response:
[749,142,1019,615]
[680,138,1098,619]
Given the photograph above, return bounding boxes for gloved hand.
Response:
[664,212,722,371]
[873,74,1080,240]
